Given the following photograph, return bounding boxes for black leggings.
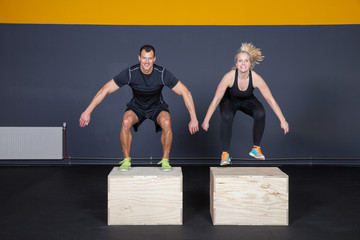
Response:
[220,96,265,151]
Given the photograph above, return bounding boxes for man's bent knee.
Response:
[122,118,133,130]
[122,111,138,130]
[157,112,172,131]
[160,119,171,131]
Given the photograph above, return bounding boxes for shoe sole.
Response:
[119,167,132,171]
[160,168,172,172]
[220,161,231,166]
[249,153,265,160]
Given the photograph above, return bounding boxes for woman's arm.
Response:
[252,72,289,134]
[202,71,234,131]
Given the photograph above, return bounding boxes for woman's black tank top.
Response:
[225,69,254,99]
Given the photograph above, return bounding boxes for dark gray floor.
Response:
[0,165,359,240]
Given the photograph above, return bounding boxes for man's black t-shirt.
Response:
[113,64,179,109]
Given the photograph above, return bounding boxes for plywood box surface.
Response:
[108,167,183,225]
[210,167,288,225]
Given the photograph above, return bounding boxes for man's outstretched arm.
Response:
[79,79,119,127]
[171,81,199,134]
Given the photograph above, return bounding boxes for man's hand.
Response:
[188,119,199,135]
[79,112,91,127]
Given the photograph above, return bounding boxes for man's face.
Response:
[138,50,156,74]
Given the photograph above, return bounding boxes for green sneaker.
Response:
[157,158,172,171]
[119,157,131,171]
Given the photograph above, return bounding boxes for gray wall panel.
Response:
[1,24,359,160]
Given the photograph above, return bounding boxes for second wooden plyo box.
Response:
[210,167,289,225]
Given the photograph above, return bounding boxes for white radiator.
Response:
[0,127,63,160]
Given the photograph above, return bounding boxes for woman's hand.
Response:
[281,120,289,134]
[201,121,210,131]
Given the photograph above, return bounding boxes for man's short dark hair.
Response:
[139,45,155,56]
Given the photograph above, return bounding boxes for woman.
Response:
[202,43,289,165]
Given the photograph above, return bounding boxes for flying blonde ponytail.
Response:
[234,43,264,70]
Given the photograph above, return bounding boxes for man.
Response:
[79,45,199,171]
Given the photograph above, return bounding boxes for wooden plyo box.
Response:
[108,167,183,225]
[210,167,288,225]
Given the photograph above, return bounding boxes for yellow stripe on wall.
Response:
[1,0,360,25]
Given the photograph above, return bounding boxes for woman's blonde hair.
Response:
[233,43,264,70]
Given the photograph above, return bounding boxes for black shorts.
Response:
[125,101,170,132]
